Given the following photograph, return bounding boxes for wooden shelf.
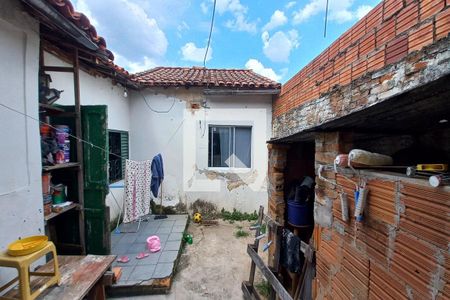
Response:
[39,103,76,116]
[42,162,80,172]
[44,203,79,222]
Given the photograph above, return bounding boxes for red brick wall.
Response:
[314,132,450,299]
[274,0,450,118]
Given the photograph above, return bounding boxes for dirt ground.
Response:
[112,219,267,300]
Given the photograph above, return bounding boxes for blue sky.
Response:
[72,0,380,83]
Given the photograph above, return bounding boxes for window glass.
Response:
[234,127,251,168]
[208,126,251,168]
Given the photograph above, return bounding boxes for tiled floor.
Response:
[110,214,188,287]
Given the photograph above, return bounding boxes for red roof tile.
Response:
[133,67,281,89]
[46,0,114,61]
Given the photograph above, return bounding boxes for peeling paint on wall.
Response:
[197,168,258,191]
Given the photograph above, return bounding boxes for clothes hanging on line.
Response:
[281,228,301,273]
[123,159,152,223]
[151,154,164,198]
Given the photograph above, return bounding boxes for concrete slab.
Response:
[158,251,178,263]
[128,265,156,281]
[153,263,174,279]
[108,214,188,296]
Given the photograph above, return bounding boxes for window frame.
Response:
[108,129,129,183]
[208,125,252,170]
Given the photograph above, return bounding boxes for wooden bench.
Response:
[1,255,116,300]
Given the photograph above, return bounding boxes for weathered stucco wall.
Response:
[273,0,450,139]
[0,0,43,284]
[130,87,272,212]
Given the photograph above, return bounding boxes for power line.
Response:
[0,102,128,160]
[203,0,217,67]
[324,0,330,37]
[139,91,176,114]
[1,101,184,162]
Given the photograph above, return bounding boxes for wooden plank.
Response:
[247,245,293,300]
[42,66,75,73]
[44,203,79,222]
[249,206,265,284]
[41,255,115,300]
[42,162,80,172]
[2,255,115,300]
[73,48,86,255]
[242,281,261,300]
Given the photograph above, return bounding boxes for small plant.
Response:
[236,225,243,229]
[234,229,250,238]
[255,280,270,297]
[190,199,218,220]
[221,208,258,222]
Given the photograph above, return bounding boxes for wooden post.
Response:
[249,206,264,284]
[73,48,86,254]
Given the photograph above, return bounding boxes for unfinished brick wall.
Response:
[314,132,450,299]
[273,1,450,139]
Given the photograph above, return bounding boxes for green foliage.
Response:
[234,229,250,238]
[255,280,270,297]
[221,208,258,222]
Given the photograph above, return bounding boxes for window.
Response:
[108,130,129,182]
[208,126,251,168]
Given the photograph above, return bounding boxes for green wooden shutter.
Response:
[121,131,129,179]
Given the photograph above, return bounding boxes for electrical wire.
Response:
[324,0,330,37]
[203,0,217,67]
[0,102,128,161]
[1,101,185,163]
[140,91,176,114]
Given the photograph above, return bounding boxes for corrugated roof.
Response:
[133,67,281,89]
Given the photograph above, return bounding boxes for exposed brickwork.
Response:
[408,21,434,53]
[436,8,450,39]
[274,1,450,118]
[273,37,450,139]
[386,35,409,64]
[314,133,450,299]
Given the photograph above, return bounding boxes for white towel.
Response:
[123,159,151,223]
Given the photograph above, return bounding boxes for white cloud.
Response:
[200,2,209,14]
[356,5,373,19]
[262,30,299,63]
[203,0,257,33]
[73,0,99,27]
[176,21,190,38]
[245,59,281,82]
[181,42,212,62]
[133,0,191,29]
[216,0,247,15]
[225,15,257,33]
[286,1,296,9]
[292,0,371,24]
[262,10,287,32]
[114,53,158,74]
[72,0,168,64]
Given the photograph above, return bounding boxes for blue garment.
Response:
[151,154,164,198]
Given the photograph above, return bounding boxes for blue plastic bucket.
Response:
[287,201,313,226]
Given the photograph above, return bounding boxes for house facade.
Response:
[130,67,278,213]
[0,1,280,279]
[268,0,450,299]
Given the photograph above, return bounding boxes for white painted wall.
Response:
[42,52,130,222]
[0,0,43,284]
[130,87,272,212]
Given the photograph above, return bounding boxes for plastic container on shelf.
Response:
[41,173,51,195]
